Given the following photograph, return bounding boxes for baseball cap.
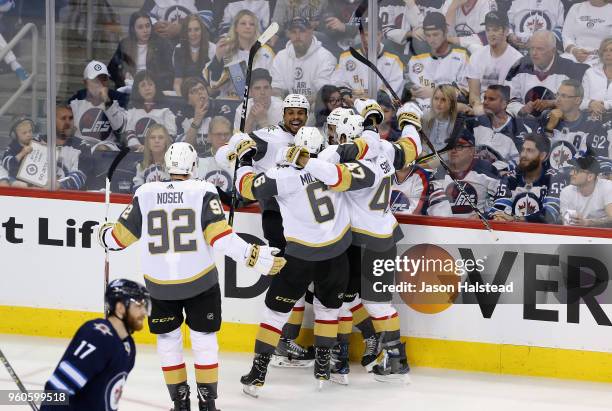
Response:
[447,127,475,148]
[250,68,272,84]
[423,12,447,31]
[568,154,600,174]
[287,16,311,31]
[482,11,509,28]
[83,60,109,80]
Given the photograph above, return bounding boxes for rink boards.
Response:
[1,188,612,382]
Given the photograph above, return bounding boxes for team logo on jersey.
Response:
[79,108,112,140]
[134,117,158,141]
[446,181,478,215]
[207,313,214,320]
[164,5,193,23]
[455,23,476,37]
[294,67,304,80]
[512,192,541,216]
[93,322,113,336]
[412,63,424,74]
[124,342,131,355]
[205,169,232,191]
[520,11,551,34]
[549,141,576,170]
[346,60,356,72]
[524,86,555,103]
[144,164,169,183]
[390,190,411,213]
[105,372,128,411]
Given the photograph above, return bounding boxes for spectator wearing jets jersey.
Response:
[139,0,214,42]
[582,38,612,117]
[233,68,284,134]
[107,11,174,92]
[406,11,470,111]
[331,17,405,99]
[507,0,565,51]
[270,16,336,105]
[466,11,522,115]
[124,70,178,152]
[391,163,453,216]
[471,85,523,172]
[542,79,608,169]
[561,0,612,66]
[434,127,501,217]
[0,165,8,186]
[132,124,172,191]
[560,153,612,227]
[68,60,128,152]
[506,31,589,118]
[177,77,214,156]
[172,14,216,96]
[489,132,564,223]
[205,10,274,99]
[444,0,496,53]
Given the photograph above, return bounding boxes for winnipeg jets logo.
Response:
[549,142,575,170]
[164,6,192,23]
[513,193,541,216]
[93,322,113,336]
[390,190,411,213]
[135,117,158,140]
[446,181,478,215]
[80,108,111,140]
[520,11,551,34]
[205,169,232,191]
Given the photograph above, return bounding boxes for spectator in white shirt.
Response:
[562,0,612,66]
[467,11,522,115]
[582,38,612,116]
[560,154,612,227]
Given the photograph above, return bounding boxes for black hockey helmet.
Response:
[105,278,151,318]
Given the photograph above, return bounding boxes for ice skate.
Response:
[170,383,191,411]
[197,386,220,411]
[314,346,331,390]
[330,342,349,385]
[361,332,384,372]
[240,353,271,398]
[372,342,410,384]
[271,337,315,368]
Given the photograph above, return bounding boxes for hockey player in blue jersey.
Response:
[41,279,150,411]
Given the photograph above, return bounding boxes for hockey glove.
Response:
[277,146,310,168]
[397,102,423,131]
[97,221,114,250]
[354,98,384,126]
[245,244,287,275]
[214,144,235,169]
[235,138,257,165]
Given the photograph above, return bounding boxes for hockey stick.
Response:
[349,48,498,238]
[104,147,130,294]
[416,146,452,164]
[0,349,39,411]
[229,22,279,227]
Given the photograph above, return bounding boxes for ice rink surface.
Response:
[1,334,612,411]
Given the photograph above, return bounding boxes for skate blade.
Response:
[330,373,349,385]
[363,360,376,373]
[316,379,329,391]
[242,384,260,398]
[373,373,411,384]
[270,355,314,368]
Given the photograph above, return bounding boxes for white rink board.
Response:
[1,195,611,353]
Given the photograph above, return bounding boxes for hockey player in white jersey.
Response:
[237,126,380,393]
[98,142,285,411]
[303,100,423,384]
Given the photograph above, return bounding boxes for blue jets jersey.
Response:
[41,319,136,411]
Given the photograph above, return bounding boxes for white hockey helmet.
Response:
[294,127,326,155]
[283,93,310,114]
[164,142,198,175]
[336,114,364,143]
[326,107,353,127]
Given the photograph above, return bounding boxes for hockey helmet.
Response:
[105,279,151,317]
[294,126,326,155]
[165,142,198,175]
[336,114,364,143]
[326,107,353,127]
[282,93,310,114]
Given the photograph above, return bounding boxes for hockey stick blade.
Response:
[257,22,279,47]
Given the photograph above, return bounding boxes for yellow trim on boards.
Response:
[1,305,611,383]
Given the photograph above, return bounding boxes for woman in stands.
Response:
[314,85,342,128]
[125,70,177,151]
[173,14,216,96]
[108,11,174,91]
[582,38,612,118]
[204,10,274,99]
[422,84,464,151]
[132,124,172,191]
[177,77,215,156]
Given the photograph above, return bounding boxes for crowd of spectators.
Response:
[1,0,611,227]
